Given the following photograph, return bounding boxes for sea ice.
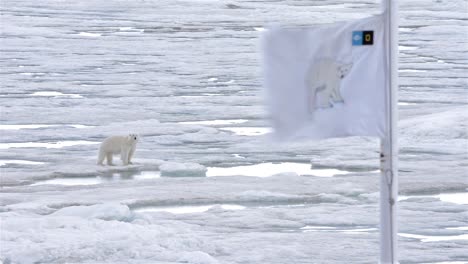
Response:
[1,0,467,263]
[159,162,207,177]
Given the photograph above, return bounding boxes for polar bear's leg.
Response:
[97,150,105,166]
[127,146,135,165]
[315,85,332,109]
[308,85,316,113]
[309,83,325,112]
[106,152,114,166]
[121,148,129,166]
[331,85,344,103]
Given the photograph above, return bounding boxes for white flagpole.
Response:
[380,0,399,263]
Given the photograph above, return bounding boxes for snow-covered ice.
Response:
[1,0,467,263]
[160,162,207,177]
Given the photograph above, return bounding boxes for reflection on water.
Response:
[219,127,272,136]
[207,162,350,177]
[301,226,468,242]
[301,225,378,234]
[399,27,415,32]
[134,171,161,180]
[117,27,144,34]
[0,160,45,166]
[30,162,351,186]
[438,193,468,205]
[133,204,246,214]
[427,262,468,264]
[31,91,83,98]
[446,227,468,231]
[399,233,468,243]
[399,45,419,51]
[399,69,427,73]
[31,177,102,186]
[179,119,248,125]
[31,171,161,186]
[398,102,417,106]
[399,192,468,205]
[78,32,101,37]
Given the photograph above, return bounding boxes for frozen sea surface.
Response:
[1,0,467,263]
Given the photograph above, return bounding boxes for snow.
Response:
[51,203,133,221]
[0,124,93,130]
[1,0,467,263]
[134,204,246,214]
[160,162,207,177]
[0,140,99,149]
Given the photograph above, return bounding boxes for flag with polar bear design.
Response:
[262,14,387,141]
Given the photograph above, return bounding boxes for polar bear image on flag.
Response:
[262,14,388,141]
[306,58,353,111]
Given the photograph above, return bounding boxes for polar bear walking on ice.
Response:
[97,134,139,166]
[306,58,353,112]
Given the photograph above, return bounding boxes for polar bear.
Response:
[306,58,353,112]
[97,134,138,166]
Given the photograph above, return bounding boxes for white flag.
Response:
[262,15,388,141]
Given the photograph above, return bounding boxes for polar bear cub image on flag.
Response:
[262,14,388,141]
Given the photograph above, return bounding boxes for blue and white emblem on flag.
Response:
[353,30,374,46]
[352,31,363,46]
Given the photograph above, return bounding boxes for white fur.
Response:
[97,134,138,166]
[306,58,353,111]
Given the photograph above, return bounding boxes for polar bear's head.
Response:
[126,134,139,144]
[337,63,353,79]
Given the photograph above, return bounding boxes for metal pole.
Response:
[380,0,399,263]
